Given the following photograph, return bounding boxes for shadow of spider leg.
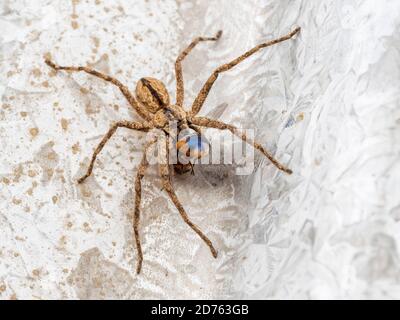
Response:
[158,135,218,259]
[78,121,150,184]
[133,137,157,274]
[175,30,223,107]
[190,116,293,174]
[44,59,153,121]
[189,27,300,116]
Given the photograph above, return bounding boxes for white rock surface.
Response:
[0,0,399,299]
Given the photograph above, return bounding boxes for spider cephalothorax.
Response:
[136,77,170,113]
[45,26,300,274]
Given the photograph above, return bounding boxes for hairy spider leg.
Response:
[44,59,153,121]
[158,134,218,258]
[175,30,222,108]
[190,27,300,116]
[190,116,292,174]
[77,121,151,184]
[134,137,157,274]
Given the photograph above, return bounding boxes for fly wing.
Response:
[203,102,229,120]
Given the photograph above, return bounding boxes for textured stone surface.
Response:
[1,0,400,299]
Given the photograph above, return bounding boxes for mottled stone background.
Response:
[0,0,400,299]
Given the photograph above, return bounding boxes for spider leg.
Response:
[190,116,292,174]
[78,121,151,184]
[158,134,218,258]
[175,31,223,108]
[133,137,157,274]
[189,162,195,175]
[189,27,300,116]
[45,59,153,121]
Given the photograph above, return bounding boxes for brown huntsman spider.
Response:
[45,26,300,274]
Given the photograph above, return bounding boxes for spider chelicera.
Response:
[45,26,300,274]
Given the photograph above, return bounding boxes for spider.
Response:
[45,26,300,274]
